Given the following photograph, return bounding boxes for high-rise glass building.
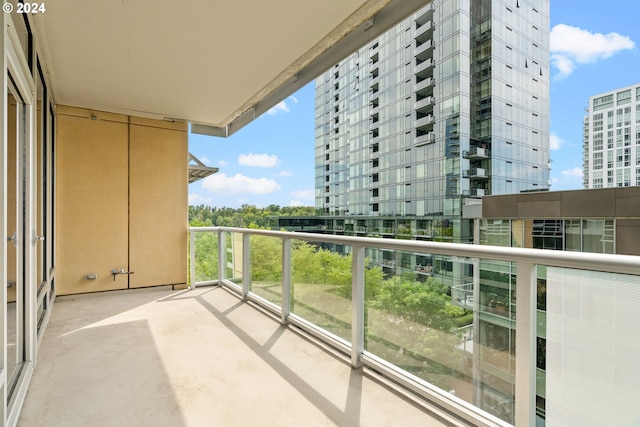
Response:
[314,1,550,423]
[315,0,550,246]
[582,82,640,188]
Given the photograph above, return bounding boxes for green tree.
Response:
[372,276,463,331]
[192,231,218,281]
[250,235,282,282]
[189,204,315,229]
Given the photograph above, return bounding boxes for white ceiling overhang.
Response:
[34,0,429,136]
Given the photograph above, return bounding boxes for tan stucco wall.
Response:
[129,117,187,288]
[56,106,187,295]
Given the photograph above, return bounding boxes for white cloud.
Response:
[550,24,635,79]
[218,160,229,167]
[562,166,583,178]
[549,133,564,150]
[277,170,293,177]
[238,153,278,168]
[289,200,304,207]
[551,167,583,189]
[188,193,212,205]
[265,96,298,115]
[290,189,314,200]
[201,173,281,195]
[266,100,289,115]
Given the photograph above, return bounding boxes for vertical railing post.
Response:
[281,238,291,324]
[351,244,365,368]
[515,261,537,426]
[189,229,196,288]
[217,230,226,286]
[472,257,481,407]
[242,233,250,300]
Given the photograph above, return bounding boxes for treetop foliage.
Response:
[189,204,316,228]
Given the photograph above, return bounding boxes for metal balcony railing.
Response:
[189,227,640,427]
[415,132,435,146]
[464,147,490,160]
[415,57,434,76]
[415,76,433,93]
[464,167,488,179]
[415,95,434,111]
[415,39,433,57]
[415,19,433,39]
[415,114,434,128]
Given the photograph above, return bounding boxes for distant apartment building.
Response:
[583,82,640,188]
[315,0,550,248]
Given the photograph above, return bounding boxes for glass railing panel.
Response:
[192,230,218,282]
[544,268,640,427]
[225,231,244,286]
[249,234,282,305]
[290,240,352,341]
[364,251,515,425]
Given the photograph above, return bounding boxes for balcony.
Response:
[415,114,434,129]
[415,19,433,40]
[415,57,434,77]
[464,147,490,160]
[415,95,434,111]
[19,228,640,427]
[470,188,486,197]
[415,132,435,146]
[415,39,433,57]
[464,167,488,179]
[415,76,434,94]
[170,227,640,427]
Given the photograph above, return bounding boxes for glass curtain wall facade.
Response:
[583,83,640,188]
[315,0,549,245]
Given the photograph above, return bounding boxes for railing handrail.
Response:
[189,226,640,276]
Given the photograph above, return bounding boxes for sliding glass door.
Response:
[6,77,26,398]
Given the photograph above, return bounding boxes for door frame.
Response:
[3,13,37,427]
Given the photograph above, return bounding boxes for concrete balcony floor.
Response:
[19,286,464,426]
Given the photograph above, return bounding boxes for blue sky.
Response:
[188,1,640,208]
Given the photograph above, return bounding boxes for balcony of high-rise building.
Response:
[416,56,435,76]
[10,1,638,427]
[416,113,435,129]
[415,38,434,57]
[464,147,491,161]
[464,167,489,179]
[415,76,435,94]
[415,19,434,39]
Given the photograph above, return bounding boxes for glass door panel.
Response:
[6,79,26,392]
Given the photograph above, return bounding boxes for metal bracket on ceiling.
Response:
[364,16,374,31]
